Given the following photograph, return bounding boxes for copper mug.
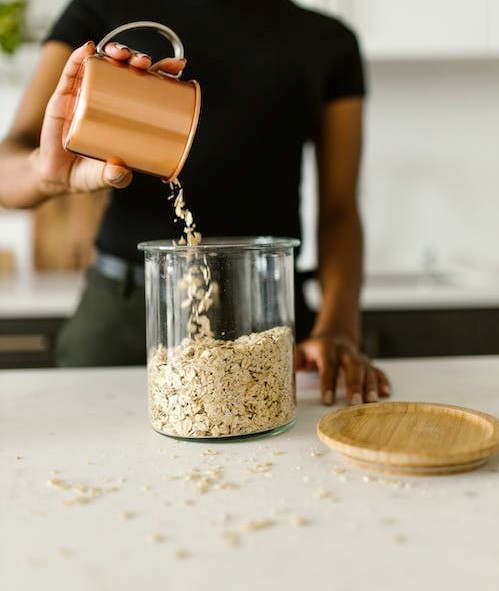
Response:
[63,21,201,181]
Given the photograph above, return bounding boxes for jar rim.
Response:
[138,236,300,252]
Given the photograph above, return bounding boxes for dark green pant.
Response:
[55,268,146,367]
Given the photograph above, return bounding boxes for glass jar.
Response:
[138,237,300,440]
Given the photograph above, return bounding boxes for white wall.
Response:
[298,57,499,277]
[362,58,499,276]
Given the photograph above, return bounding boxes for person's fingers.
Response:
[103,44,184,73]
[295,343,317,372]
[375,366,392,398]
[103,42,132,60]
[325,353,340,406]
[102,163,133,188]
[364,365,379,403]
[334,366,347,401]
[150,57,187,75]
[128,51,152,69]
[40,42,97,191]
[67,159,132,192]
[103,43,152,70]
[295,345,307,371]
[49,41,95,107]
[315,344,336,406]
[341,350,365,405]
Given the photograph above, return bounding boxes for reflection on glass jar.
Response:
[138,237,300,440]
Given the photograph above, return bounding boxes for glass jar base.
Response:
[152,418,296,443]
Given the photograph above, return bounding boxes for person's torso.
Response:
[54,0,355,262]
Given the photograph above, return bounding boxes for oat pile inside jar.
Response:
[147,180,296,439]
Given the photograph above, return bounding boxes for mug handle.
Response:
[96,20,185,78]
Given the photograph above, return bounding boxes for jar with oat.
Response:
[138,237,300,440]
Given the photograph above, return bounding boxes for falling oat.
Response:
[150,180,295,439]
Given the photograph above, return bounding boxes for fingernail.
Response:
[366,390,379,403]
[109,171,127,184]
[351,393,363,405]
[136,52,150,59]
[383,385,392,396]
[324,389,333,406]
[114,43,129,50]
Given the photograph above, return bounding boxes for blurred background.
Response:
[1,0,499,366]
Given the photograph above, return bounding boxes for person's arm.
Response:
[296,97,391,405]
[314,97,363,344]
[0,41,71,208]
[0,40,185,209]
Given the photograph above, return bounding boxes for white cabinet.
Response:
[295,0,498,60]
[349,0,491,59]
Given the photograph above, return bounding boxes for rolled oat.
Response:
[147,181,296,438]
[148,326,295,438]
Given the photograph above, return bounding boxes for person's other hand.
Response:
[295,335,391,406]
[37,41,186,196]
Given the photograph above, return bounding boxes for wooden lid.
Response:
[317,402,499,476]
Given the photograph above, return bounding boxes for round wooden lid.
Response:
[317,402,499,476]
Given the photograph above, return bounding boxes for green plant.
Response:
[0,1,27,55]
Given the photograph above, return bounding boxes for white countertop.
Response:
[0,272,84,318]
[305,273,499,311]
[2,269,499,319]
[1,357,499,591]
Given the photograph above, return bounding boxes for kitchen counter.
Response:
[1,357,499,591]
[305,272,499,311]
[2,270,499,365]
[0,271,84,318]
[2,269,499,319]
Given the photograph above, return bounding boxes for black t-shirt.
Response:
[46,0,365,264]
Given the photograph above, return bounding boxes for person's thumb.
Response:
[103,163,133,188]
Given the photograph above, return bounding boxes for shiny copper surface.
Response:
[63,55,200,180]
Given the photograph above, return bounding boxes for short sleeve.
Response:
[43,0,107,49]
[323,25,367,102]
